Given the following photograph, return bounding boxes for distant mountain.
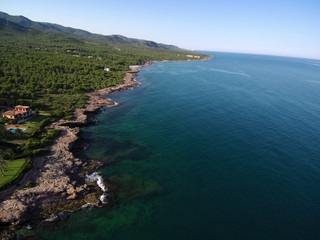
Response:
[0,11,180,50]
[0,17,29,32]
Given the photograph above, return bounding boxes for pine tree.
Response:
[0,150,8,176]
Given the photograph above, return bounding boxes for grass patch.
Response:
[2,111,52,145]
[0,158,29,189]
[19,111,52,135]
[2,139,27,145]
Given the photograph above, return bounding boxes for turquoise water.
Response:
[7,128,26,132]
[37,52,320,239]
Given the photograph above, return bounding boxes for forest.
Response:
[0,18,209,187]
[0,20,208,114]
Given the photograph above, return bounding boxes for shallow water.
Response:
[36,52,320,240]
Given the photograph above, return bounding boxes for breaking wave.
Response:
[85,172,108,203]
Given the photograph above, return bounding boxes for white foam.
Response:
[99,194,107,203]
[81,203,93,209]
[107,101,119,107]
[85,172,108,203]
[44,215,58,222]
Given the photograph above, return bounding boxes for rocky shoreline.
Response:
[0,56,212,229]
[0,66,141,226]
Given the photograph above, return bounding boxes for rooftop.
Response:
[15,105,30,109]
[2,110,19,116]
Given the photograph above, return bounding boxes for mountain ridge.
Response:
[0,11,180,50]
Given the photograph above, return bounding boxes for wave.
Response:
[85,172,108,203]
[305,80,320,84]
[308,63,320,67]
[107,101,119,107]
[105,98,119,107]
[303,60,320,67]
[207,68,250,77]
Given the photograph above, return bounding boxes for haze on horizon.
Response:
[1,0,319,60]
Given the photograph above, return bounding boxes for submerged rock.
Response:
[108,175,165,200]
[100,138,153,163]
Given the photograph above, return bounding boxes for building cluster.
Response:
[66,50,103,60]
[186,55,201,58]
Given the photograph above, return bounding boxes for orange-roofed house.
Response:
[2,105,35,123]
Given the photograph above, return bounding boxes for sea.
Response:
[35,52,320,239]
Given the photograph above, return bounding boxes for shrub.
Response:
[24,180,35,188]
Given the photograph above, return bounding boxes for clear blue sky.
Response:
[1,0,319,59]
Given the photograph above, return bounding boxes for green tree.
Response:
[14,128,24,137]
[0,123,8,140]
[3,148,14,160]
[0,150,8,176]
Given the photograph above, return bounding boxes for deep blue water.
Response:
[37,52,320,239]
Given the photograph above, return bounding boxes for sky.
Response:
[1,0,319,59]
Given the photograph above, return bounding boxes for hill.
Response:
[0,15,209,118]
[0,12,210,191]
[0,11,179,50]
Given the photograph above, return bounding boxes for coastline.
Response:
[0,57,211,227]
[0,65,142,226]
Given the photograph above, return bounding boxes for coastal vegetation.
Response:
[0,15,209,188]
[0,158,29,189]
